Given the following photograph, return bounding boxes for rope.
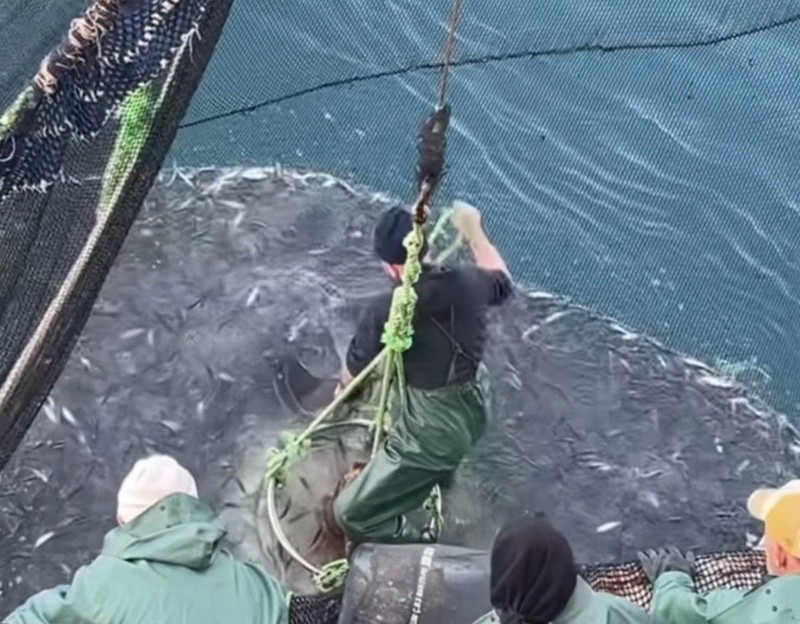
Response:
[266,351,386,486]
[262,420,374,580]
[370,216,426,455]
[428,209,464,266]
[437,0,465,110]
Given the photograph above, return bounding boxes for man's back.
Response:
[586,592,652,623]
[347,265,512,390]
[651,571,800,624]
[5,494,288,624]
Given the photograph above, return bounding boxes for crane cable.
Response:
[437,0,465,111]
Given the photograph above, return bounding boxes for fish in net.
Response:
[0,1,797,621]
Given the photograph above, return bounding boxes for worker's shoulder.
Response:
[437,264,513,305]
[719,575,800,617]
[758,573,800,594]
[419,264,501,287]
[220,552,289,602]
[594,591,651,622]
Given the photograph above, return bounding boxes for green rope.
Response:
[263,349,386,487]
[314,559,350,594]
[428,208,454,245]
[429,208,466,266]
[0,88,39,139]
[266,432,312,488]
[100,82,158,209]
[434,233,464,265]
[381,225,425,352]
[369,223,426,453]
[371,353,396,457]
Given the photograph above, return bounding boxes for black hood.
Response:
[490,516,578,624]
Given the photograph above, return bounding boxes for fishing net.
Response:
[0,0,798,621]
[0,0,235,468]
[288,595,342,624]
[583,550,767,612]
[2,0,799,496]
[2,0,800,469]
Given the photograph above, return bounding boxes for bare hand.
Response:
[451,200,482,239]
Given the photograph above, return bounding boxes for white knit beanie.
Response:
[117,455,198,524]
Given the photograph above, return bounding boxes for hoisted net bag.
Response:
[0,0,235,469]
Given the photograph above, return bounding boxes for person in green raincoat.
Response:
[474,516,651,624]
[333,201,513,544]
[3,455,289,624]
[639,479,800,624]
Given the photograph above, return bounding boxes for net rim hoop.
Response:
[265,419,375,576]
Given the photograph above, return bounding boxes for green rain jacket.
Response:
[473,578,652,623]
[4,494,289,624]
[650,570,800,623]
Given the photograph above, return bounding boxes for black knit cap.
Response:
[490,516,578,624]
[373,206,429,265]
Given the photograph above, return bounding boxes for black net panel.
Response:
[178,2,800,139]
[289,595,342,624]
[583,550,766,612]
[0,0,235,468]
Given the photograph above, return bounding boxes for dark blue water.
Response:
[171,0,800,418]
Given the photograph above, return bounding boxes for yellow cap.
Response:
[747,480,800,558]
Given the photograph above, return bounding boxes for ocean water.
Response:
[171,0,800,419]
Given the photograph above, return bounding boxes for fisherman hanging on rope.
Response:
[329,198,512,545]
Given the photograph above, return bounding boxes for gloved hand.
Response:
[638,547,696,583]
